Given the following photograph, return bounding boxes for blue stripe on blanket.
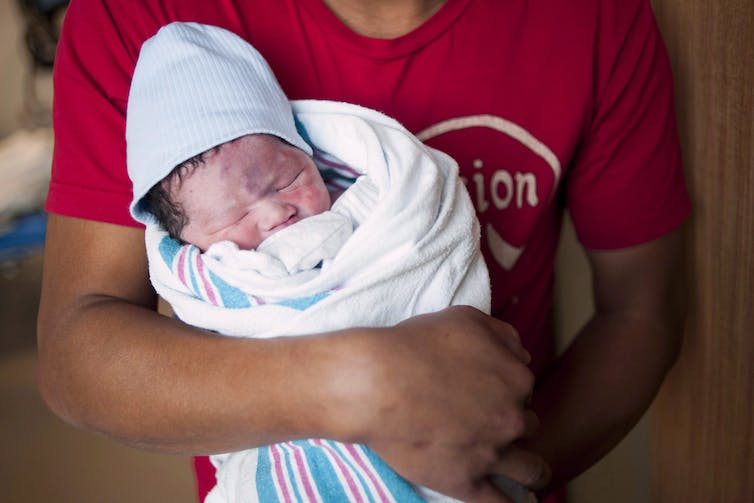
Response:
[358,444,426,502]
[158,235,331,311]
[158,235,182,265]
[323,441,383,503]
[255,440,426,502]
[296,115,358,190]
[158,236,251,308]
[281,443,307,502]
[208,269,252,308]
[294,116,313,149]
[255,446,280,502]
[274,292,331,311]
[186,247,203,301]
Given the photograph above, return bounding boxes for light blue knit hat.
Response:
[126,22,312,224]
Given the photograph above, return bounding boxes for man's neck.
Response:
[321,0,448,39]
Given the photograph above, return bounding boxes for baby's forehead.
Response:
[170,134,270,178]
[170,133,301,186]
[214,133,295,158]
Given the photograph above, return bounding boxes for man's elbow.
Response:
[36,310,85,429]
[37,359,73,426]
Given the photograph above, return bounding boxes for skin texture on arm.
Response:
[37,213,547,502]
[526,226,686,495]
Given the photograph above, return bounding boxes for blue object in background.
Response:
[0,212,47,262]
[24,0,69,14]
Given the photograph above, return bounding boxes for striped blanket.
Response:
[145,100,490,502]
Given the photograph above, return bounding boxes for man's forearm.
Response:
[527,308,682,492]
[37,215,360,453]
[38,294,551,500]
[37,294,365,454]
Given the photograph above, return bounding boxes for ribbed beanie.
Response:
[126,22,312,223]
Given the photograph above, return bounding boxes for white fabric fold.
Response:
[146,100,490,340]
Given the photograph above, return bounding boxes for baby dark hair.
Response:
[142,151,209,242]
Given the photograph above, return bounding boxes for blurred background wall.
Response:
[649,0,753,500]
[0,0,26,135]
[0,1,195,501]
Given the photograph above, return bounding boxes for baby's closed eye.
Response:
[277,171,303,191]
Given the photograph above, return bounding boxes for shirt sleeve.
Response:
[566,0,690,250]
[45,0,158,227]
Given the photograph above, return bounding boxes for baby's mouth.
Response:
[269,215,300,233]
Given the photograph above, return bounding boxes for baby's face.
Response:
[173,134,331,251]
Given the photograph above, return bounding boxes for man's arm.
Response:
[37,213,547,502]
[527,226,685,493]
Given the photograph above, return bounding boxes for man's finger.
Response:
[486,316,531,364]
[520,409,540,439]
[463,479,517,503]
[492,475,537,503]
[491,446,551,491]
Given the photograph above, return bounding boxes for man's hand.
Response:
[327,306,550,501]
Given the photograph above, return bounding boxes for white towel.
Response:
[146,100,490,338]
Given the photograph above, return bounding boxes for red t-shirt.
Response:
[47,0,689,500]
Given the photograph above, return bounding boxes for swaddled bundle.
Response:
[128,22,491,503]
[147,98,490,503]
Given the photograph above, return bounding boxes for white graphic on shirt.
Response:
[485,222,524,271]
[417,115,561,271]
[469,159,540,212]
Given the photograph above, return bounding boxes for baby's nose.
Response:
[260,201,296,230]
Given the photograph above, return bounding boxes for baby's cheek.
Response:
[301,187,331,215]
[228,223,263,251]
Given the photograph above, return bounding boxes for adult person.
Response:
[37,1,689,502]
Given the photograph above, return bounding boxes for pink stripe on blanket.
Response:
[343,443,394,503]
[194,253,218,306]
[176,247,189,288]
[270,444,294,503]
[314,151,361,177]
[284,442,320,502]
